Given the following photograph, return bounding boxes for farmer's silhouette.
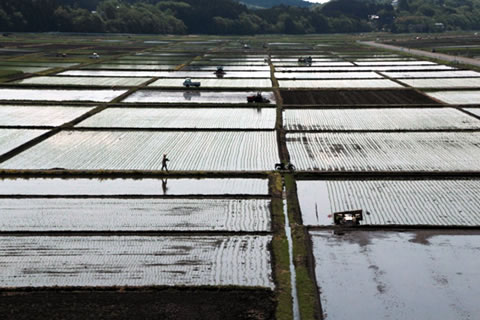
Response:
[161,154,170,172]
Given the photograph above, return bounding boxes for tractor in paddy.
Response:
[298,56,313,65]
[183,78,201,88]
[214,66,226,78]
[247,92,270,103]
[333,210,364,226]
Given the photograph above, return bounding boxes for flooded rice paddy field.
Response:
[82,64,179,70]
[190,60,268,66]
[287,132,480,171]
[0,65,51,73]
[0,88,126,102]
[0,198,271,232]
[78,107,276,129]
[283,108,480,131]
[380,70,480,78]
[426,90,480,104]
[2,34,480,319]
[57,70,168,77]
[0,61,78,68]
[0,235,273,288]
[271,58,341,62]
[275,65,456,72]
[149,78,272,88]
[465,108,480,117]
[16,76,151,87]
[1,130,279,171]
[123,90,276,104]
[350,57,416,61]
[0,105,94,127]
[398,77,480,88]
[0,177,269,195]
[69,70,271,78]
[297,180,480,226]
[0,129,47,154]
[311,230,480,320]
[183,65,271,71]
[275,71,383,79]
[355,60,437,66]
[272,61,355,67]
[107,59,192,65]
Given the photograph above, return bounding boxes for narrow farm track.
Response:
[360,40,480,68]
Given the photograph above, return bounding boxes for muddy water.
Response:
[0,178,268,195]
[311,230,480,320]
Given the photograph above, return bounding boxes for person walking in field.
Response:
[161,154,170,172]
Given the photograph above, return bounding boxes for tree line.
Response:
[1,0,480,34]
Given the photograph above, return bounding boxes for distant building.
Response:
[434,22,445,31]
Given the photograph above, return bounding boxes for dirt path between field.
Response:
[358,41,480,68]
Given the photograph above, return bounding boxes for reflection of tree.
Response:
[161,178,168,195]
[183,91,201,101]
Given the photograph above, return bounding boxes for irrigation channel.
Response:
[283,178,300,320]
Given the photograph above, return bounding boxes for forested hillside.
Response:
[236,0,311,9]
[1,0,480,34]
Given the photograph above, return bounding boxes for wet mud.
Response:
[1,288,275,320]
[280,89,440,105]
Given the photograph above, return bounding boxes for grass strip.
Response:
[269,173,293,320]
[284,173,322,320]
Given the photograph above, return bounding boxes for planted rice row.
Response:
[1,131,279,171]
[287,132,480,172]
